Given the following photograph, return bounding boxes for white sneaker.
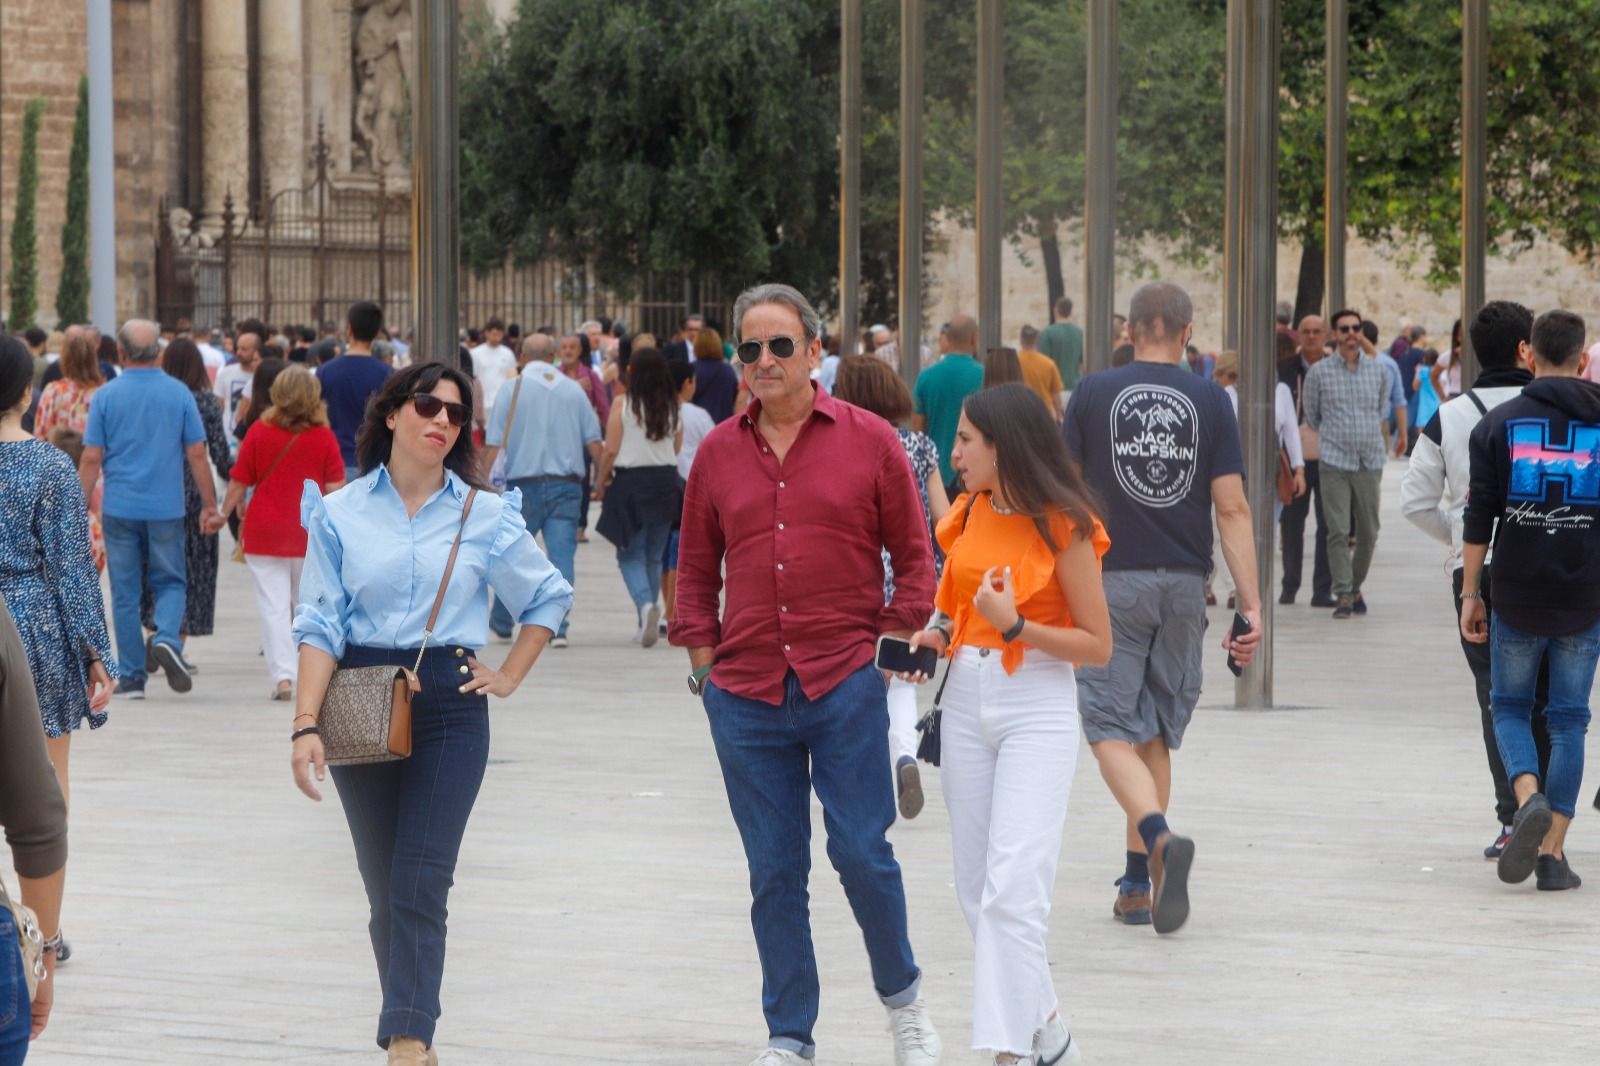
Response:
[749,1050,807,1066]
[550,635,569,649]
[1034,1013,1080,1065]
[887,997,941,1065]
[641,604,662,648]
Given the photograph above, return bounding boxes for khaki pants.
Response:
[1320,463,1382,600]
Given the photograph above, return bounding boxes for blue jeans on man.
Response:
[490,478,581,638]
[1490,613,1600,818]
[703,661,922,1058]
[103,515,187,684]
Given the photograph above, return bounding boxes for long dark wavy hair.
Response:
[161,338,211,393]
[236,357,288,440]
[355,360,489,489]
[626,348,679,442]
[962,383,1101,553]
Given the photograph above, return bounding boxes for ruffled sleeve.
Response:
[486,488,574,634]
[292,480,350,660]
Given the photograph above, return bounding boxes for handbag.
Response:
[0,878,45,1003]
[231,432,301,564]
[1275,446,1296,506]
[319,488,478,766]
[914,492,980,768]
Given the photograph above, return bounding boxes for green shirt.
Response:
[913,353,984,484]
[1039,321,1084,389]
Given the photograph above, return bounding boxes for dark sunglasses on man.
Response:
[736,335,802,365]
[410,392,471,427]
[1334,323,1363,334]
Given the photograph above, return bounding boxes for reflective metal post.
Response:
[976,0,1003,355]
[1325,0,1347,317]
[1222,0,1245,351]
[1460,0,1487,387]
[88,0,117,329]
[412,0,460,365]
[1235,0,1279,709]
[840,0,863,351]
[1083,0,1117,374]
[897,0,925,391]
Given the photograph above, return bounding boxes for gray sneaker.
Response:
[1498,793,1553,885]
[149,640,194,694]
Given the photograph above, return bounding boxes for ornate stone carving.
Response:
[352,0,412,176]
[168,207,215,250]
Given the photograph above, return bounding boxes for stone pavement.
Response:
[31,461,1600,1065]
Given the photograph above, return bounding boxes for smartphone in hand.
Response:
[1226,611,1252,677]
[876,635,939,677]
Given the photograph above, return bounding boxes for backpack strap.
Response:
[1465,389,1488,416]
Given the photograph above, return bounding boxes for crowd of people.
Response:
[2,274,1596,1066]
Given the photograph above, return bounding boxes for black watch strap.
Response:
[1001,616,1026,643]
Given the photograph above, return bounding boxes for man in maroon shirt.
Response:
[671,284,943,1066]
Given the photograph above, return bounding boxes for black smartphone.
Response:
[876,635,939,677]
[1226,611,1252,677]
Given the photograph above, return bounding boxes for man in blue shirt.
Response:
[316,301,394,480]
[912,313,984,494]
[484,333,602,646]
[80,320,219,698]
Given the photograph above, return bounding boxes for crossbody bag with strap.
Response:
[319,489,479,766]
[232,432,301,563]
[915,492,980,767]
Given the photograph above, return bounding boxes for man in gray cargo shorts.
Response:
[1062,281,1263,935]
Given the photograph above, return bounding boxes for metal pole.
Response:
[897,0,925,392]
[1222,0,1245,352]
[1235,0,1279,709]
[839,0,863,353]
[412,0,460,365]
[87,0,117,330]
[1324,0,1347,318]
[1460,0,1487,387]
[976,0,1003,356]
[1083,0,1117,375]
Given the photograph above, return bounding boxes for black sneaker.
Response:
[1352,594,1367,615]
[53,932,71,965]
[114,678,145,700]
[1310,596,1338,608]
[1278,590,1297,605]
[1536,853,1582,891]
[149,640,194,694]
[1484,826,1512,860]
[1332,597,1354,620]
[1499,793,1553,884]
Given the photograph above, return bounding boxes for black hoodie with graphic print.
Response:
[1464,375,1600,636]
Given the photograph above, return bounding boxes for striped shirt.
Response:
[1303,353,1389,471]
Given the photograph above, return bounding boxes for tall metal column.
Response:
[897,0,925,391]
[412,0,460,365]
[1325,0,1347,318]
[1222,0,1245,351]
[1083,0,1117,374]
[976,0,1003,356]
[1460,0,1487,387]
[87,0,117,330]
[840,0,863,351]
[1235,0,1279,709]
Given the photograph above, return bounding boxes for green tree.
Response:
[6,98,46,330]
[56,77,91,325]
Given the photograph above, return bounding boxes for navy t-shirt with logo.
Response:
[1062,360,1244,572]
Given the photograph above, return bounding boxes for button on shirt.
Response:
[485,361,601,480]
[670,387,936,704]
[293,467,573,659]
[1304,353,1390,471]
[84,367,205,521]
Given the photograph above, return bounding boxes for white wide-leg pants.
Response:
[245,554,304,685]
[887,677,921,766]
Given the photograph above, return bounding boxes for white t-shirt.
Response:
[470,343,517,412]
[197,343,227,384]
[678,401,715,481]
[1435,349,1464,397]
[214,362,254,439]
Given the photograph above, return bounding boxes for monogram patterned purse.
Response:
[1,878,45,1002]
[320,489,478,766]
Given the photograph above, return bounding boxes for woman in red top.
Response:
[220,365,344,700]
[904,384,1112,1066]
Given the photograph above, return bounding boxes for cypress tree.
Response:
[5,98,46,330]
[56,78,90,325]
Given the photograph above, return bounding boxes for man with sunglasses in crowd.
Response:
[671,283,943,1066]
[1304,309,1392,619]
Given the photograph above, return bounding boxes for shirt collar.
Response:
[741,382,837,428]
[365,464,469,502]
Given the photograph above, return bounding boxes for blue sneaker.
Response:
[1484,826,1512,861]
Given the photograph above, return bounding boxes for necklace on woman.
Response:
[988,492,1016,516]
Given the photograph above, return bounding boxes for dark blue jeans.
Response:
[0,910,28,1065]
[490,478,581,637]
[703,661,921,1059]
[1491,614,1600,819]
[103,514,187,683]
[331,644,490,1050]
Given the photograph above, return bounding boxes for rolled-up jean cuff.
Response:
[769,1037,816,1059]
[378,1007,436,1050]
[880,970,922,1010]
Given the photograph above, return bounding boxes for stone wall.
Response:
[925,216,1600,354]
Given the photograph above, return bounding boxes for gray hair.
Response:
[118,318,161,362]
[1127,282,1194,341]
[578,319,602,333]
[732,283,823,342]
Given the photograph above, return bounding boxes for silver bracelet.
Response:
[1460,590,1483,601]
[41,931,63,956]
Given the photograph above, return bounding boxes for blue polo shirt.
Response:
[84,366,206,521]
[485,361,602,479]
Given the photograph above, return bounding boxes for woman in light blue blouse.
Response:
[287,361,572,1066]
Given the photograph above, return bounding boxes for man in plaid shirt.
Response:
[1305,308,1391,619]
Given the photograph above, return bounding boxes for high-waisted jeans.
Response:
[0,908,29,1065]
[1491,614,1600,819]
[330,643,490,1050]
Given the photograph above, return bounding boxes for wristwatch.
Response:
[687,664,714,696]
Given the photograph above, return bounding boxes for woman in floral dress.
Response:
[33,332,106,568]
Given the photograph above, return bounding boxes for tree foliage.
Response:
[56,77,91,326]
[6,98,46,331]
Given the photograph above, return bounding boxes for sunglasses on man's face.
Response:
[1335,323,1363,334]
[409,392,470,427]
[736,335,801,365]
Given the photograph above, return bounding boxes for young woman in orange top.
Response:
[905,383,1112,1066]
